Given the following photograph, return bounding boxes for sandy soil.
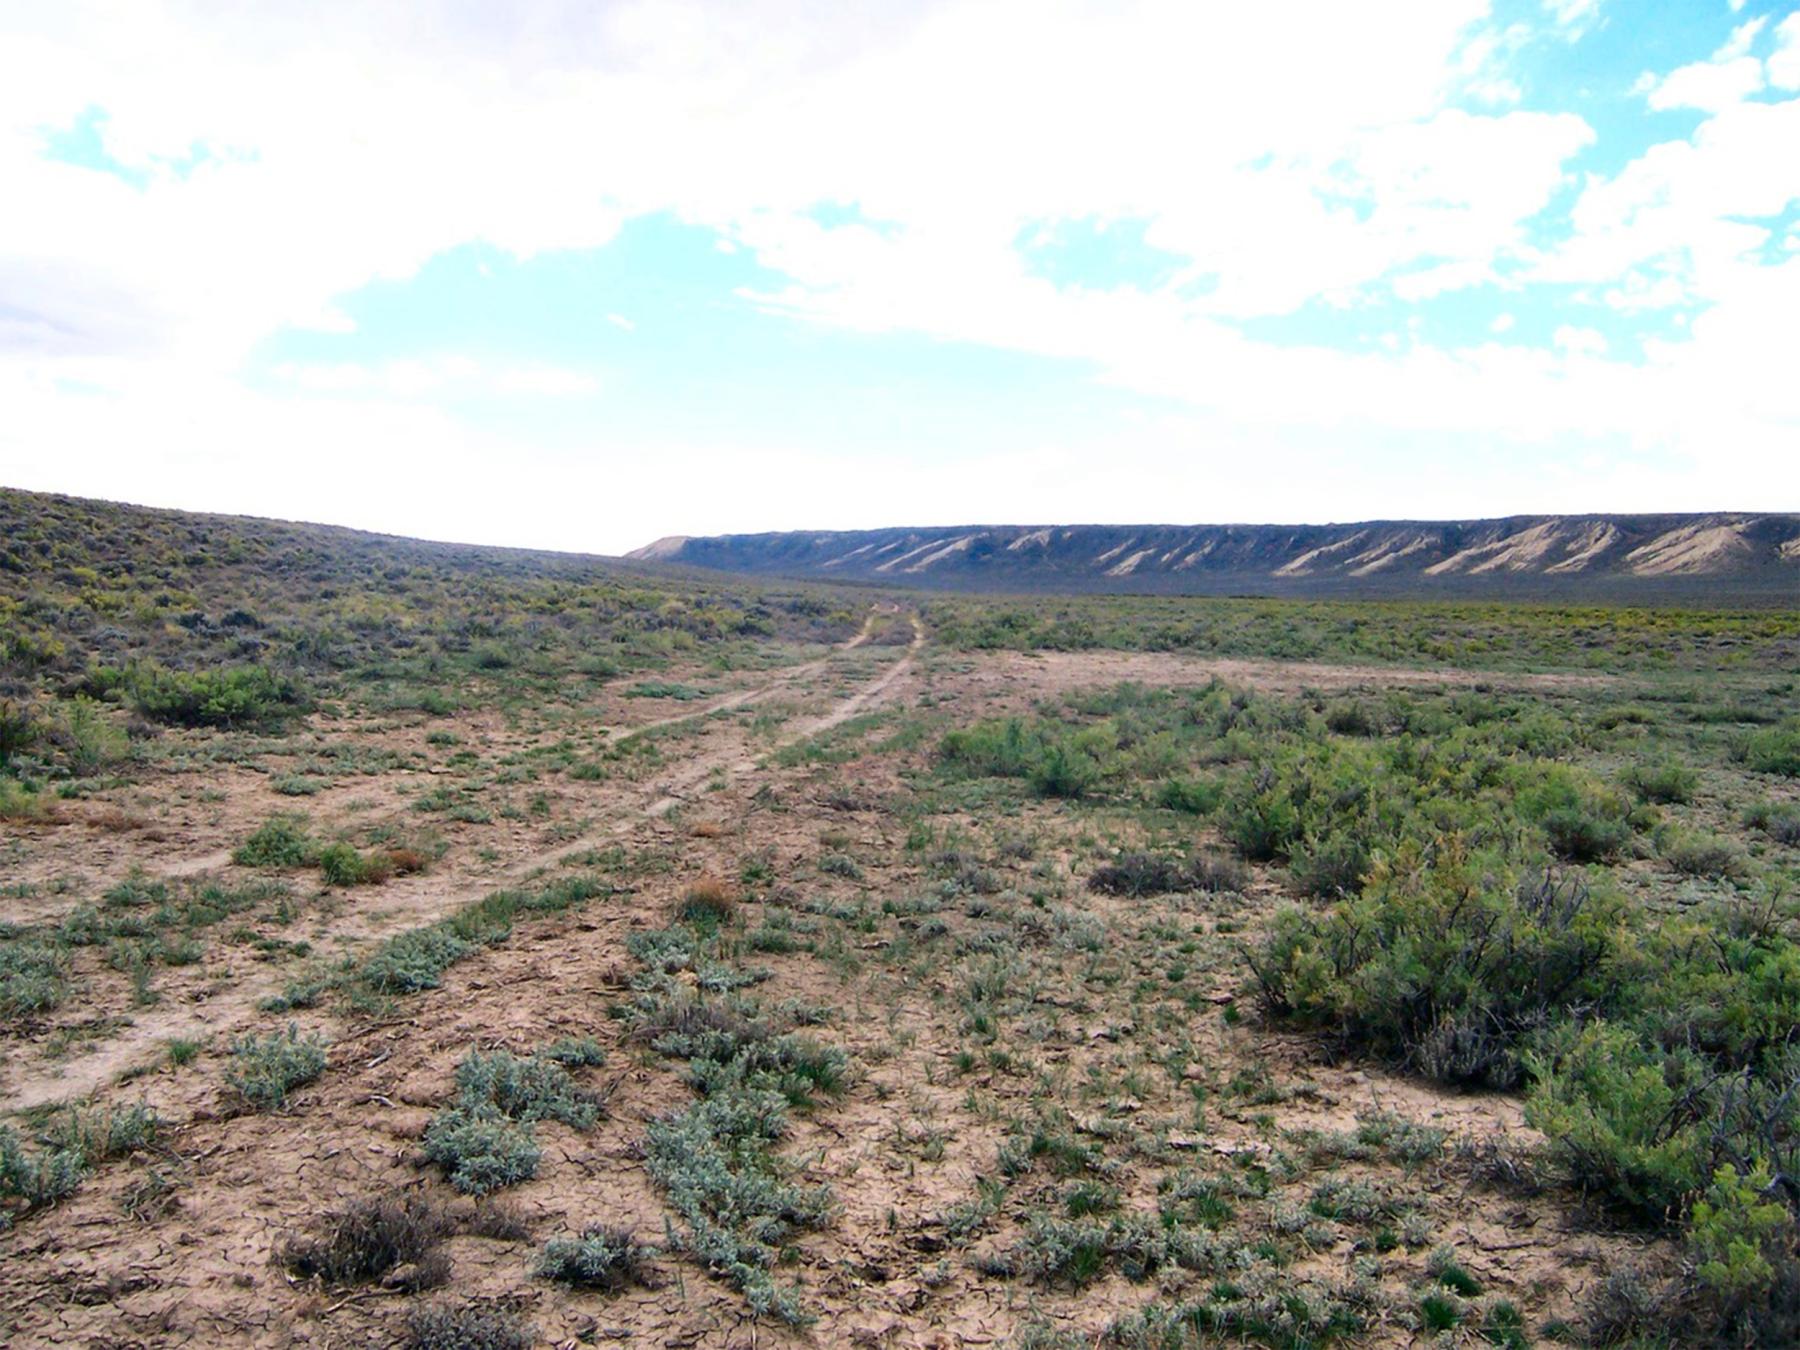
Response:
[0,620,1659,1347]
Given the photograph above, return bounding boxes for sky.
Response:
[2,0,1797,555]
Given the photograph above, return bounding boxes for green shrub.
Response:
[536,1225,658,1290]
[1517,767,1634,862]
[1106,1275,1366,1346]
[121,662,307,729]
[1288,827,1373,899]
[645,1088,832,1324]
[347,875,608,1001]
[1156,775,1222,815]
[358,926,475,994]
[1745,801,1800,847]
[1249,851,1631,1088]
[631,931,844,1325]
[56,697,128,774]
[0,1126,85,1219]
[422,1046,600,1194]
[421,1106,541,1195]
[405,1304,532,1350]
[0,941,67,1017]
[1621,757,1699,805]
[454,1049,599,1129]
[316,841,395,887]
[0,698,36,765]
[0,1103,150,1225]
[227,1026,328,1111]
[234,815,317,868]
[1685,1163,1800,1341]
[938,718,1106,799]
[1324,701,1381,736]
[1738,722,1800,777]
[539,1036,606,1067]
[1030,742,1099,799]
[1661,829,1747,879]
[1523,1022,1709,1222]
[0,775,43,820]
[1690,1163,1795,1296]
[818,851,863,880]
[1012,1212,1210,1287]
[42,1103,158,1163]
[1219,771,1303,861]
[1428,1246,1482,1296]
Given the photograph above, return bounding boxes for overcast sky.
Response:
[2,1,1797,554]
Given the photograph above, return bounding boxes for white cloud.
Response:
[1644,16,1772,112]
[1717,15,1767,60]
[1648,56,1763,111]
[1541,95,1800,307]
[1553,324,1608,356]
[1542,0,1602,38]
[1771,13,1800,91]
[271,357,598,398]
[0,0,1796,547]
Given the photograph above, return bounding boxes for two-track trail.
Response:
[1,607,926,1114]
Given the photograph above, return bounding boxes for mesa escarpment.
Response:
[631,514,1800,600]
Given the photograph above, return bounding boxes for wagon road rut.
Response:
[1,607,927,1114]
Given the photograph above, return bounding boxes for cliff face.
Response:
[629,515,1800,599]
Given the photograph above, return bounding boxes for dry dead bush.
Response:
[677,875,737,924]
[277,1193,452,1291]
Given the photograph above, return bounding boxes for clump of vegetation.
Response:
[1660,828,1747,879]
[1518,766,1635,862]
[1,1104,158,1227]
[1251,857,1628,1087]
[236,816,427,886]
[316,840,426,886]
[0,774,44,820]
[0,939,67,1017]
[1156,774,1223,815]
[422,1047,601,1195]
[278,1194,451,1290]
[1008,1212,1211,1287]
[226,1026,328,1111]
[1105,1274,1369,1346]
[98,661,307,730]
[678,876,738,925]
[540,1036,606,1067]
[536,1224,659,1290]
[1736,721,1800,777]
[629,917,844,1324]
[421,1108,541,1197]
[0,697,36,766]
[405,1303,533,1350]
[1621,756,1699,805]
[350,875,610,999]
[234,814,317,868]
[1087,850,1246,897]
[0,1127,86,1223]
[938,718,1105,800]
[644,1089,833,1322]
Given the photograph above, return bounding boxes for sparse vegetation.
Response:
[422,1046,601,1195]
[226,1026,328,1111]
[278,1194,452,1290]
[5,486,1799,1344]
[536,1224,659,1290]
